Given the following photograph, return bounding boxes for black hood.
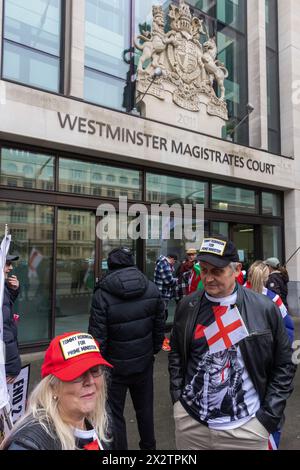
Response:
[98,266,148,299]
[107,247,134,270]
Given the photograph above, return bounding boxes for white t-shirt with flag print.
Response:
[181,291,260,430]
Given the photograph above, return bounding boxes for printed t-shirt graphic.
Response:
[181,293,260,429]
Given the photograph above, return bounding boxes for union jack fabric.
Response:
[262,287,287,319]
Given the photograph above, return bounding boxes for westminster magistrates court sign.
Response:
[58,112,276,176]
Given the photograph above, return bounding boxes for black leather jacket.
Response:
[169,285,297,434]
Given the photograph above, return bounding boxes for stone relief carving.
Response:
[135,0,228,120]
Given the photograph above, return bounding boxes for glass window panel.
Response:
[59,158,142,199]
[217,26,247,131]
[0,202,54,342]
[4,0,61,56]
[0,147,55,190]
[55,209,95,335]
[232,224,255,270]
[100,215,137,275]
[186,1,216,17]
[212,184,257,213]
[266,0,280,154]
[267,129,280,155]
[145,217,208,324]
[217,0,245,33]
[84,68,126,110]
[262,192,282,217]
[3,41,60,92]
[266,48,280,154]
[265,0,278,51]
[267,49,280,131]
[134,0,170,36]
[262,225,282,261]
[85,0,129,78]
[211,221,229,238]
[146,173,207,207]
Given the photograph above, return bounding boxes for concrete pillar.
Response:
[247,0,269,150]
[278,0,300,314]
[0,0,3,75]
[67,0,85,99]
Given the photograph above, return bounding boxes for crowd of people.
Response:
[0,238,297,450]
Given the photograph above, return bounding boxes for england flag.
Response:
[204,305,249,354]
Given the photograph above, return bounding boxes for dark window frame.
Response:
[1,0,66,94]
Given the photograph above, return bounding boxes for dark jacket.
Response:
[3,416,113,450]
[3,283,21,377]
[169,285,296,434]
[88,266,165,376]
[266,271,289,307]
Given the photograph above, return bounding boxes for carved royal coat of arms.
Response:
[134,0,228,120]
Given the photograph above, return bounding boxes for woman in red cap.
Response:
[1,332,113,450]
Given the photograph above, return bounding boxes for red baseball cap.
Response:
[41,332,112,381]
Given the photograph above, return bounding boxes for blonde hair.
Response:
[1,373,110,450]
[247,261,269,293]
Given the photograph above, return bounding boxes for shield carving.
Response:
[168,38,201,84]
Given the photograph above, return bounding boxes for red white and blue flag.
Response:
[262,287,287,319]
[268,432,280,450]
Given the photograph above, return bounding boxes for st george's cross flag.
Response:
[204,305,249,354]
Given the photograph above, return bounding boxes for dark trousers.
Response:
[107,363,156,450]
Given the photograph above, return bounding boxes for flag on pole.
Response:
[0,229,11,409]
[28,247,43,279]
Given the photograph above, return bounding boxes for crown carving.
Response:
[178,0,192,31]
[168,0,197,34]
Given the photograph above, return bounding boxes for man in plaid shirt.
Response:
[175,248,198,300]
[154,254,178,351]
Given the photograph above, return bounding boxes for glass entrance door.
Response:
[231,224,255,271]
[55,208,96,335]
[55,209,140,335]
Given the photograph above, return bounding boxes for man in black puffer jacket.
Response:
[88,247,165,450]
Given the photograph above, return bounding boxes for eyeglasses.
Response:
[71,366,105,383]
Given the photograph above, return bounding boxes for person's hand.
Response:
[6,376,17,384]
[7,275,19,291]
